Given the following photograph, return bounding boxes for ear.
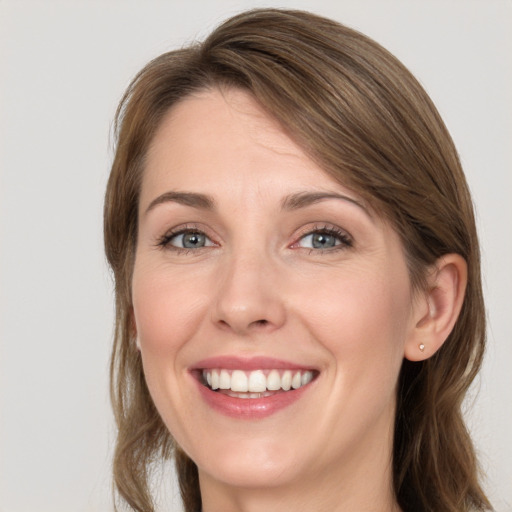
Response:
[404,254,467,362]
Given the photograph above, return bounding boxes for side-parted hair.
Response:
[104,9,490,512]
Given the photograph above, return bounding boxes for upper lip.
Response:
[190,355,318,371]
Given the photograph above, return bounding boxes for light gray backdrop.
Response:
[1,1,511,511]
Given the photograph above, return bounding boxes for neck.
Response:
[200,479,399,512]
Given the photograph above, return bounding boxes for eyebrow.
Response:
[145,191,215,215]
[281,191,369,215]
[144,190,369,217]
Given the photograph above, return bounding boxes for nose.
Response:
[213,250,286,336]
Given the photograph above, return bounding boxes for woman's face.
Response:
[132,88,419,492]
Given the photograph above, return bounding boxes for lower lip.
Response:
[194,378,314,419]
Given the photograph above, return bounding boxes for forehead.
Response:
[141,88,359,208]
[152,88,296,154]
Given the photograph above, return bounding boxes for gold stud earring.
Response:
[419,343,425,352]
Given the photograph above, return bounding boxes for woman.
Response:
[104,8,491,512]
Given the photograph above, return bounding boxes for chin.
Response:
[174,424,307,489]
[197,447,301,489]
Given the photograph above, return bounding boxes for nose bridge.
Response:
[214,242,285,334]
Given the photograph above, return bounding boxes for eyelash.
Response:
[292,224,353,253]
[155,224,353,254]
[156,224,213,254]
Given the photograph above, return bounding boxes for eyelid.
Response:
[155,223,219,250]
[154,222,353,253]
[290,223,353,250]
[171,231,215,249]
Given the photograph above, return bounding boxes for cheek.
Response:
[131,263,212,442]
[295,269,412,453]
[294,266,412,381]
[131,263,209,356]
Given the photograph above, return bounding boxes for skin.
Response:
[131,88,464,512]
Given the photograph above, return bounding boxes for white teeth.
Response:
[301,371,313,386]
[281,370,292,391]
[211,370,219,390]
[248,370,267,392]
[202,368,314,395]
[219,369,230,390]
[267,369,281,390]
[291,371,302,389]
[231,370,248,392]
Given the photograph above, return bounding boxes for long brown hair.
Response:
[104,9,491,512]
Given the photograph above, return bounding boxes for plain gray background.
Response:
[1,1,511,511]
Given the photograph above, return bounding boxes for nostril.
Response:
[253,319,268,327]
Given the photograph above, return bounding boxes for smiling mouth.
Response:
[201,368,317,399]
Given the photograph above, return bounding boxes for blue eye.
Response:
[162,230,214,250]
[298,232,339,249]
[297,228,352,250]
